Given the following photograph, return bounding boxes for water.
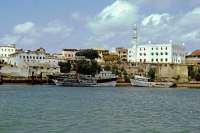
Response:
[0,85,200,133]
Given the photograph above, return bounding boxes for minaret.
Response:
[133,24,138,48]
[132,24,138,62]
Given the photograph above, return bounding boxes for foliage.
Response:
[76,59,102,75]
[191,69,200,81]
[104,64,111,71]
[123,69,128,75]
[112,64,118,75]
[103,55,118,62]
[148,67,156,81]
[75,49,99,60]
[58,61,71,73]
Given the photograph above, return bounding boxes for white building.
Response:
[128,25,186,64]
[0,44,16,63]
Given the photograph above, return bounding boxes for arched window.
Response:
[160,52,163,55]
[165,52,168,55]
[156,52,158,55]
[151,52,154,56]
[144,53,146,56]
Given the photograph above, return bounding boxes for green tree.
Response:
[148,67,156,81]
[104,64,111,71]
[112,64,118,75]
[76,49,99,60]
[58,61,71,73]
[76,59,102,75]
[191,69,200,81]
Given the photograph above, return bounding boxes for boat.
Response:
[95,71,117,86]
[52,77,96,87]
[130,75,176,88]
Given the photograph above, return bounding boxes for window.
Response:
[40,57,42,59]
[156,52,158,55]
[23,56,25,59]
[151,59,154,62]
[20,56,21,58]
[144,53,146,56]
[156,58,158,62]
[166,47,167,50]
[165,52,168,55]
[43,57,45,59]
[165,58,168,61]
[161,58,163,62]
[140,53,142,56]
[156,47,158,50]
[144,48,145,51]
[151,52,154,55]
[152,48,153,50]
[161,47,162,50]
[27,56,29,59]
[140,48,141,51]
[140,59,142,62]
[160,52,163,55]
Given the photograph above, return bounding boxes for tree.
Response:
[112,64,118,75]
[148,67,156,81]
[76,49,99,60]
[191,69,200,81]
[58,61,71,73]
[76,59,102,75]
[104,64,111,71]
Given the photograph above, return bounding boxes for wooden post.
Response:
[0,75,3,84]
[32,72,34,85]
[40,72,42,85]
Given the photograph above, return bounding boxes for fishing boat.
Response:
[52,77,96,87]
[130,75,176,88]
[95,71,117,86]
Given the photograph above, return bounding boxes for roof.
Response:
[26,62,60,68]
[116,48,128,52]
[190,49,200,56]
[109,52,118,56]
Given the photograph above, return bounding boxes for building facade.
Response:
[128,25,186,64]
[0,44,16,63]
[115,47,128,61]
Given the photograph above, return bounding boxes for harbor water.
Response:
[0,85,200,133]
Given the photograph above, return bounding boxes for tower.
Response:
[133,24,138,48]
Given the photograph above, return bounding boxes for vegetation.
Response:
[112,64,118,75]
[148,67,156,81]
[58,61,71,73]
[172,75,180,80]
[76,59,102,75]
[191,69,200,81]
[104,64,111,71]
[75,49,99,60]
[103,55,118,62]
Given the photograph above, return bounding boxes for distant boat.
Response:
[130,75,176,88]
[95,71,117,86]
[52,78,96,87]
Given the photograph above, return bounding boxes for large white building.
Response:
[128,25,186,64]
[0,44,16,63]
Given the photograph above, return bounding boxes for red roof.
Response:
[190,49,200,56]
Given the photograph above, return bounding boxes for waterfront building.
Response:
[186,49,200,65]
[0,44,16,63]
[128,25,186,64]
[92,47,109,63]
[115,47,128,61]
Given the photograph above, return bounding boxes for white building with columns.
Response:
[128,25,186,64]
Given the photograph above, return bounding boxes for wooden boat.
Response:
[130,75,176,88]
[95,71,117,86]
[52,78,96,87]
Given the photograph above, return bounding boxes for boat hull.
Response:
[52,79,96,87]
[130,79,175,88]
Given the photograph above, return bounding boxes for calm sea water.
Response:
[0,85,200,133]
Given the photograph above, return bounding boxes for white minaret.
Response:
[132,24,138,62]
[133,24,138,48]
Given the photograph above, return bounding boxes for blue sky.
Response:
[0,0,200,54]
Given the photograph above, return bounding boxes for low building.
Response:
[115,47,128,61]
[186,49,200,65]
[0,44,17,63]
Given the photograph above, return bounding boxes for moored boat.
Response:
[95,71,117,86]
[52,78,96,87]
[130,75,176,88]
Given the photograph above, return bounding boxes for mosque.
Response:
[128,25,186,64]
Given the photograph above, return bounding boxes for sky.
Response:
[0,0,200,54]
